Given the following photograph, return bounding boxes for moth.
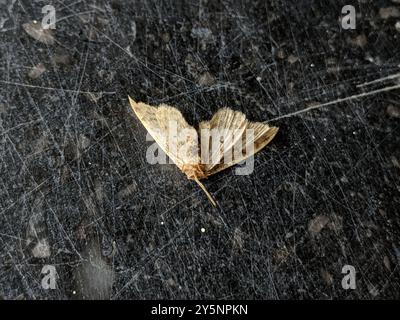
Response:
[129,96,278,206]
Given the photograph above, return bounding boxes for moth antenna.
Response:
[194,176,217,207]
[265,82,400,123]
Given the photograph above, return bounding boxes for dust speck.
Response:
[32,239,51,258]
[379,7,400,20]
[308,215,330,235]
[386,105,400,118]
[28,63,46,79]
[22,21,55,45]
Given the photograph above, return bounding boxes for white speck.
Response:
[256,76,262,82]
[72,291,76,295]
[201,228,205,233]
[323,138,327,141]
[161,221,164,225]
[310,63,315,67]
[365,55,374,63]
[353,131,357,135]
[395,21,400,32]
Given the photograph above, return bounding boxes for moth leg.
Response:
[193,176,217,207]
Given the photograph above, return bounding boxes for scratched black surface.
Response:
[0,0,399,299]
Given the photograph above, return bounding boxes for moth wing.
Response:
[129,97,200,168]
[203,120,278,177]
[199,108,248,172]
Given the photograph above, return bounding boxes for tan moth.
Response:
[128,96,279,206]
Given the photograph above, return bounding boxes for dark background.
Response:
[0,0,399,299]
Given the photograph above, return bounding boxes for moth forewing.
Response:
[166,119,178,164]
[175,125,200,166]
[129,97,200,169]
[199,126,211,165]
[145,130,168,165]
[199,108,248,170]
[234,127,255,176]
[211,128,233,165]
[204,124,279,177]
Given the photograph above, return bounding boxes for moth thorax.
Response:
[181,164,207,180]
